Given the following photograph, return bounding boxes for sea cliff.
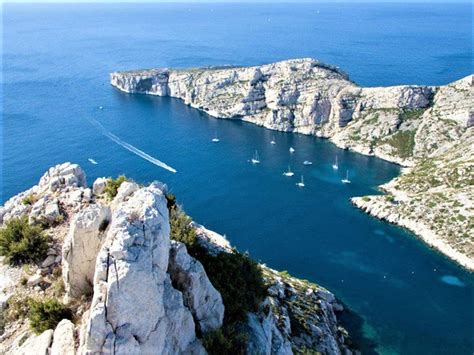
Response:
[110,59,473,271]
[0,163,353,354]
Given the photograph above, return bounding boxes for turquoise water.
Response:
[2,3,473,354]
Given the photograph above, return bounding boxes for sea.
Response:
[2,3,473,354]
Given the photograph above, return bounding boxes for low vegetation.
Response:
[0,216,49,266]
[104,175,127,200]
[28,298,72,334]
[380,130,416,158]
[167,193,268,354]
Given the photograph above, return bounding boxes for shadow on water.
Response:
[338,305,379,355]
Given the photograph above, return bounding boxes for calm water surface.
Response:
[2,3,473,354]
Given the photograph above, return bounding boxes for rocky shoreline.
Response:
[110,58,473,271]
[0,163,354,354]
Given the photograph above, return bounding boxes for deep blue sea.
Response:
[2,3,473,354]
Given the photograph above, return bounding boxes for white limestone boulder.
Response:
[168,241,224,333]
[62,203,110,300]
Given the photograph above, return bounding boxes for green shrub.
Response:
[5,292,31,323]
[203,326,248,355]
[0,217,49,266]
[192,247,267,324]
[22,194,38,206]
[362,196,371,202]
[104,175,127,200]
[28,298,72,334]
[169,209,198,249]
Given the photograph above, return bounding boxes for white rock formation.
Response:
[80,183,205,354]
[92,177,108,196]
[13,329,53,355]
[62,204,110,300]
[168,241,224,333]
[51,319,76,355]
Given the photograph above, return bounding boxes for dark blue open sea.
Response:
[2,3,473,354]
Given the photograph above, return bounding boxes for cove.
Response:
[2,3,473,354]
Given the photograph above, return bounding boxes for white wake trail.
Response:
[88,118,177,173]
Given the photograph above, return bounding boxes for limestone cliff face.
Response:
[0,163,352,355]
[110,58,473,167]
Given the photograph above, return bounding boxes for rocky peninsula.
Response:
[110,58,473,271]
[0,163,353,354]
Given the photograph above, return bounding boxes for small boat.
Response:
[251,150,261,164]
[99,106,104,110]
[211,132,220,143]
[270,136,276,145]
[341,170,351,184]
[296,175,305,187]
[332,156,339,170]
[283,165,294,177]
[289,147,295,153]
[303,160,313,166]
[88,158,98,165]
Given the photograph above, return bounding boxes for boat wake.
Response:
[88,118,177,173]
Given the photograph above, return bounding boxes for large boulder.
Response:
[62,204,110,300]
[168,241,224,333]
[51,319,76,355]
[13,330,53,355]
[80,183,205,354]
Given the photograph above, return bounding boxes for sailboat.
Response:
[296,175,305,187]
[341,170,351,184]
[88,158,98,165]
[303,160,313,166]
[332,156,339,170]
[283,165,294,177]
[270,136,276,145]
[211,132,220,143]
[251,150,261,164]
[99,106,104,110]
[289,147,295,153]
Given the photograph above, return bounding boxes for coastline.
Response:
[109,59,473,272]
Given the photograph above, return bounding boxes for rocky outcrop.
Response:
[168,241,224,334]
[62,204,110,300]
[1,164,353,354]
[111,59,473,271]
[51,319,76,355]
[80,183,207,354]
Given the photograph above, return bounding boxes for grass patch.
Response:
[0,216,49,266]
[104,175,127,200]
[28,298,72,334]
[381,130,416,158]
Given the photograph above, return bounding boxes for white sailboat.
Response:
[283,165,294,177]
[99,106,104,110]
[296,175,305,187]
[211,132,220,143]
[303,160,313,166]
[270,136,276,145]
[341,170,351,184]
[251,150,261,164]
[332,156,339,170]
[289,147,295,153]
[88,158,98,165]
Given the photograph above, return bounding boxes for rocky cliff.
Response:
[110,59,473,271]
[0,163,353,354]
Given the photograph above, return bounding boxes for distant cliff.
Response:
[111,59,473,271]
[0,163,353,354]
